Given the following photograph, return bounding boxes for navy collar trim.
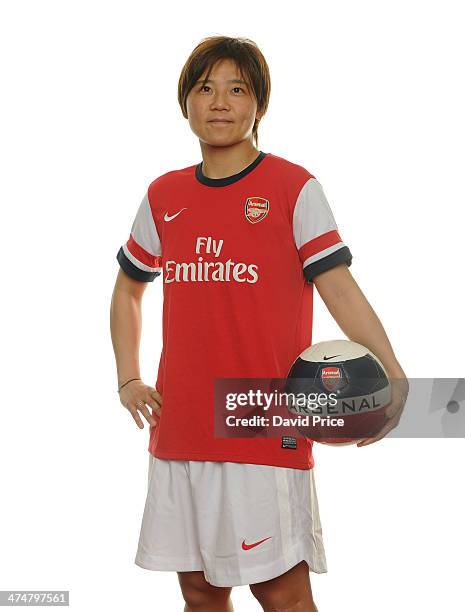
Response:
[195,151,267,187]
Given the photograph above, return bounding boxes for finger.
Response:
[147,387,163,404]
[357,419,395,446]
[134,399,158,427]
[355,413,390,446]
[358,397,405,444]
[145,398,162,418]
[385,400,404,420]
[127,404,145,429]
[137,402,158,427]
[357,416,400,446]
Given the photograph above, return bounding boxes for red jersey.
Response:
[117,151,353,469]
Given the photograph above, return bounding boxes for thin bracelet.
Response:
[117,377,141,393]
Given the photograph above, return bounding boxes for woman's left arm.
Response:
[313,263,409,446]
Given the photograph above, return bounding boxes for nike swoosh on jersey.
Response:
[323,354,341,360]
[241,536,272,550]
[164,208,187,222]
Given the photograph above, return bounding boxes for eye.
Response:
[200,85,211,92]
[232,87,244,93]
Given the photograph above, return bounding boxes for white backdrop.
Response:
[1,1,464,610]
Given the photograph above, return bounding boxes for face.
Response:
[186,58,261,147]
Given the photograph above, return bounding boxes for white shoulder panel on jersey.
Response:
[129,191,162,257]
[292,177,352,280]
[293,178,338,250]
[117,190,162,282]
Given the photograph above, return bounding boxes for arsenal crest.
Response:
[245,197,269,224]
[321,366,342,392]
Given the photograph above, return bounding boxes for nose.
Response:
[210,91,230,110]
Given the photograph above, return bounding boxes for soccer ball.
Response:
[284,340,391,445]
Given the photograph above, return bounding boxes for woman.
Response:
[110,35,408,612]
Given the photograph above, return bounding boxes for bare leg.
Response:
[249,560,318,611]
[178,571,234,612]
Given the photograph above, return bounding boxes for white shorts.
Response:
[134,454,328,587]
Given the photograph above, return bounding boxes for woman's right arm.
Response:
[110,268,162,428]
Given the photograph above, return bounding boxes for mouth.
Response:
[208,120,233,123]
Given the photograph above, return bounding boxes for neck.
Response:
[199,141,260,179]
